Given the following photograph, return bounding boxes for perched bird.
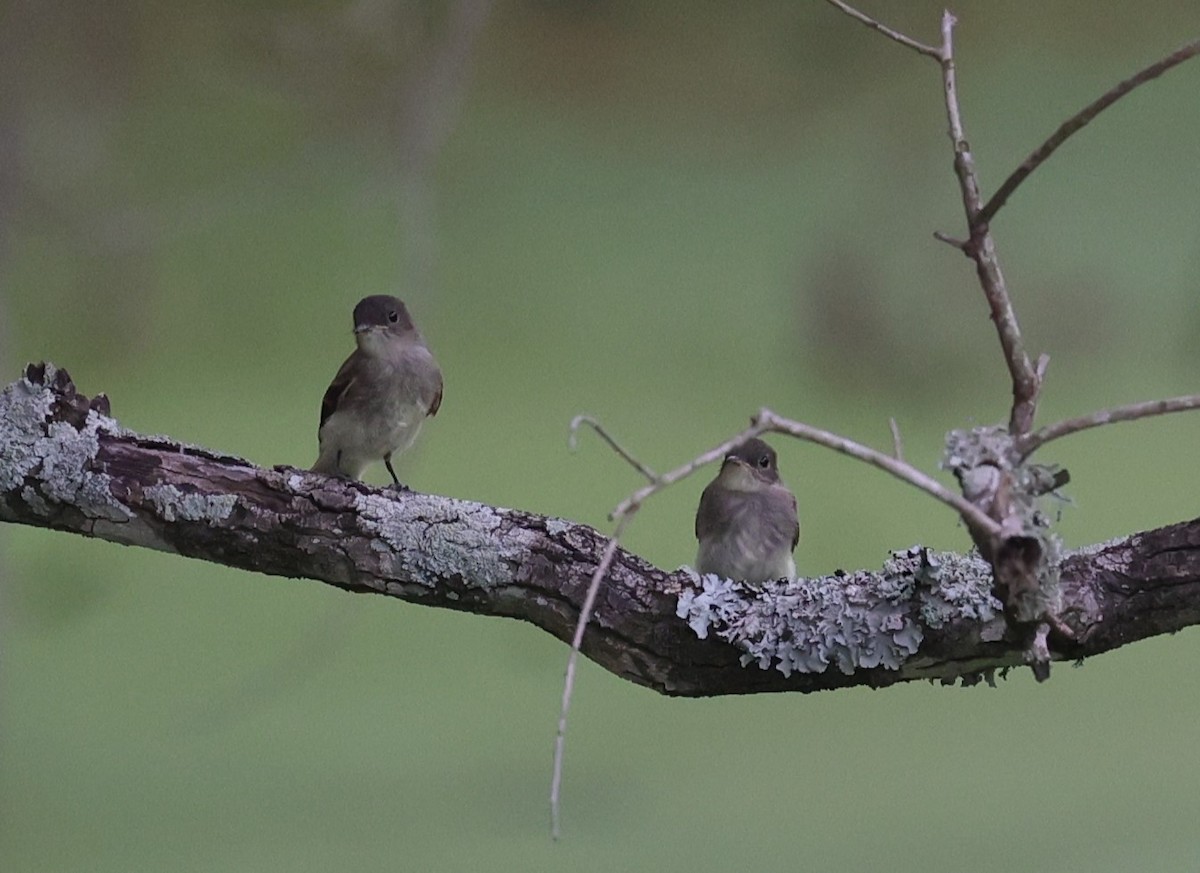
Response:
[311,295,442,486]
[694,438,800,584]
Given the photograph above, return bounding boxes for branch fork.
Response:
[821,0,1200,661]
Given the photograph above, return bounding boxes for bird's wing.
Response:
[694,482,724,542]
[407,343,442,417]
[318,353,357,433]
[789,492,800,551]
[427,377,443,417]
[748,487,800,558]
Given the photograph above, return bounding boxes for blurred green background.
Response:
[3,1,1200,870]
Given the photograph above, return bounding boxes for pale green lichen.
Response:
[354,491,522,589]
[895,547,999,629]
[0,372,58,492]
[676,573,744,640]
[942,425,1068,627]
[677,547,1005,677]
[679,559,925,677]
[143,483,238,523]
[0,374,130,522]
[38,418,102,504]
[942,425,1016,473]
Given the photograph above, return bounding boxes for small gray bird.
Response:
[311,295,442,486]
[694,438,800,584]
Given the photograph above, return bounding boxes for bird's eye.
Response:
[757,455,771,469]
[387,310,400,323]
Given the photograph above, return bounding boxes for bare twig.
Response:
[553,415,665,825]
[932,230,966,249]
[822,0,941,60]
[554,416,740,834]
[1018,394,1200,459]
[938,12,968,174]
[935,11,1041,436]
[888,417,904,462]
[979,38,1200,226]
[1035,353,1051,383]
[753,409,1001,538]
[550,511,634,841]
[826,5,1043,436]
[609,422,771,521]
[556,415,661,836]
[606,409,1002,539]
[569,415,658,483]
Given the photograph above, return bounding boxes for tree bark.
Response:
[3,363,1199,696]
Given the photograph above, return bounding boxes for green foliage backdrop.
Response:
[3,2,1200,870]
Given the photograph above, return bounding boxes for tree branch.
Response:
[822,5,1199,668]
[821,0,941,60]
[4,364,1200,695]
[755,408,1002,539]
[933,11,1042,436]
[568,415,657,483]
[979,38,1200,226]
[1017,393,1200,459]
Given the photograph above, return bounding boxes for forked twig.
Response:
[609,425,769,520]
[1018,394,1200,459]
[607,411,1000,537]
[550,511,634,841]
[553,417,665,837]
[825,2,1198,448]
[823,0,1043,438]
[604,409,1002,545]
[553,422,752,835]
[979,39,1200,225]
[817,2,1200,671]
[753,409,1001,537]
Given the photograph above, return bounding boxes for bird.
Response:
[694,437,800,585]
[311,295,442,487]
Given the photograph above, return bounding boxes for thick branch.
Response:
[4,365,1200,695]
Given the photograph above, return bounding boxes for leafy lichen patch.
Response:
[679,563,921,677]
[677,548,1005,677]
[355,492,523,589]
[890,547,999,628]
[0,371,59,491]
[0,375,130,522]
[143,483,238,523]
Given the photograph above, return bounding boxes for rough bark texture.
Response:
[3,363,1199,696]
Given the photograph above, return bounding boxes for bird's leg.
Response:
[384,453,409,491]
